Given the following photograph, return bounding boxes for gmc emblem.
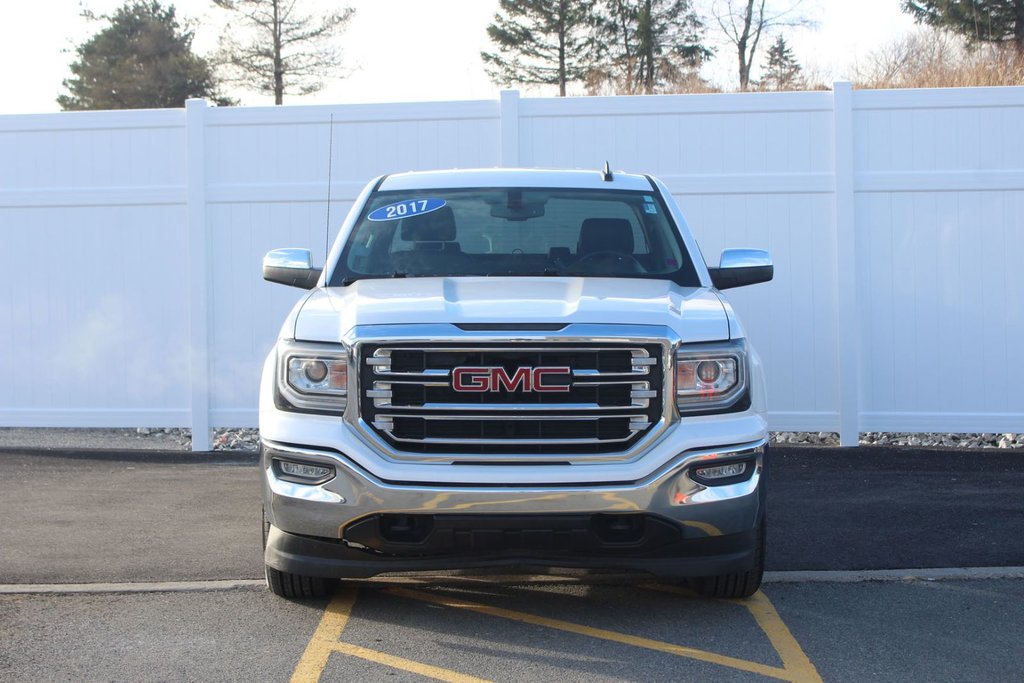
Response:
[452,366,571,393]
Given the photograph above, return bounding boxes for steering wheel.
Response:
[572,250,646,274]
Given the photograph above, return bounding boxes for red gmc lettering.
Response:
[452,367,491,392]
[532,367,571,392]
[493,367,532,392]
[452,366,571,393]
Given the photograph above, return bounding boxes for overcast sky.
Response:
[1,0,918,114]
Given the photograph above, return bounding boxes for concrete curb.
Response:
[3,567,1022,595]
[763,566,1024,583]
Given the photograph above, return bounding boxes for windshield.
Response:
[331,187,699,286]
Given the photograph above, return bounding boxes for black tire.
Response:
[262,507,333,600]
[690,518,765,599]
[265,565,333,599]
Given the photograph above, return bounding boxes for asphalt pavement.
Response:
[2,443,1023,682]
[3,577,1023,682]
[2,445,1023,584]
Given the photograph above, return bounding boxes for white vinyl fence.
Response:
[1,84,1021,449]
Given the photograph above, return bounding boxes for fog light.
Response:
[277,459,335,483]
[693,462,746,480]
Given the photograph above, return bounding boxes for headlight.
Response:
[276,340,348,413]
[675,341,747,413]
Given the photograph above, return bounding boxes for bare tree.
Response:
[213,0,355,105]
[711,0,812,90]
[853,28,1024,89]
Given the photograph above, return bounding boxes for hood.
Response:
[292,277,730,342]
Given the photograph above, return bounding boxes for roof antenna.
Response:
[324,113,334,263]
[601,161,613,182]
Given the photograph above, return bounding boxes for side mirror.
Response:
[708,249,773,290]
[263,248,323,289]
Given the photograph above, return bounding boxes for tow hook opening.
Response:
[592,514,646,544]
[379,514,434,544]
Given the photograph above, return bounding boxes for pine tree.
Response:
[903,1,1024,54]
[58,1,229,110]
[762,35,802,90]
[596,0,711,94]
[481,0,600,96]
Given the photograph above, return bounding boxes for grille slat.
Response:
[359,343,663,455]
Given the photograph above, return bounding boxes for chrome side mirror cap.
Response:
[263,248,322,289]
[708,249,773,290]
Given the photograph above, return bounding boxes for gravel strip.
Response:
[771,431,1024,449]
[1,427,1021,452]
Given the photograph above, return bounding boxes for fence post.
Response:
[186,98,211,451]
[499,89,520,167]
[831,81,861,447]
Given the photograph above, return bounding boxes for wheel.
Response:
[263,507,333,599]
[690,517,765,599]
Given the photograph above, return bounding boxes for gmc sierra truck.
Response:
[259,168,773,600]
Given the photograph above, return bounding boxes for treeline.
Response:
[58,0,1024,110]
[59,0,354,110]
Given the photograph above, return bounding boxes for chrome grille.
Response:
[358,344,664,455]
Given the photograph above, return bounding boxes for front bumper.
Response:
[262,438,766,580]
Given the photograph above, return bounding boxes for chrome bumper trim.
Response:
[261,437,767,540]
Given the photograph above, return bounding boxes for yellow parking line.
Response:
[290,587,492,683]
[648,584,823,683]
[331,642,492,683]
[738,592,823,683]
[289,588,357,683]
[387,587,795,681]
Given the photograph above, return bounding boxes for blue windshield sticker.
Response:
[368,198,447,222]
[643,197,658,214]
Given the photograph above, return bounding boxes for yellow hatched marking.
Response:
[387,586,796,681]
[737,592,824,683]
[290,588,357,683]
[648,584,824,683]
[289,587,492,683]
[331,642,492,683]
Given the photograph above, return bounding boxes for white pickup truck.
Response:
[259,168,773,600]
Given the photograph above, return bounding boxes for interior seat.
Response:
[393,205,464,274]
[577,218,634,257]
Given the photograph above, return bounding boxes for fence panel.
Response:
[852,88,1024,432]
[0,111,191,427]
[1,86,1021,447]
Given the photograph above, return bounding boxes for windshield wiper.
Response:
[482,269,565,277]
[338,271,406,286]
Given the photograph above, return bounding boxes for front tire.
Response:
[690,518,765,599]
[265,565,332,599]
[263,507,333,599]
